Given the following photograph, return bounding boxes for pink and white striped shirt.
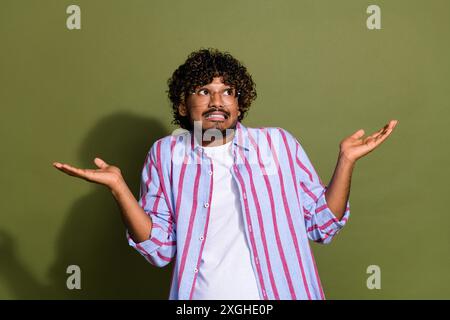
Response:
[126,121,350,300]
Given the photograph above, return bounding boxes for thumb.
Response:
[94,157,108,169]
[351,129,365,139]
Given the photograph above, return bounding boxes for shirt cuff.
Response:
[126,225,167,256]
[316,189,350,232]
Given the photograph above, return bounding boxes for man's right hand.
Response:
[52,157,124,191]
[53,157,153,244]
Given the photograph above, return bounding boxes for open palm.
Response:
[52,157,123,189]
[340,119,399,163]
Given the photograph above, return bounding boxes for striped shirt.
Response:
[126,121,350,300]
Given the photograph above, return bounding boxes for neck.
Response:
[190,121,239,147]
[201,130,235,147]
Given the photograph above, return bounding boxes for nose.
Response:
[209,91,224,107]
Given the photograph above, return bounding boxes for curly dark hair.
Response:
[167,48,257,130]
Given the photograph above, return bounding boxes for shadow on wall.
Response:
[0,111,174,299]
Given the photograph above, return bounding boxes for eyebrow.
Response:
[197,85,234,90]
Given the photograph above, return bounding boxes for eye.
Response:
[197,88,209,96]
[224,88,234,96]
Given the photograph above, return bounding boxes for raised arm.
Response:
[52,158,152,243]
[325,119,399,219]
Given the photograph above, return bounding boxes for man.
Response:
[53,48,398,300]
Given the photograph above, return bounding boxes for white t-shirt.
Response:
[191,140,261,300]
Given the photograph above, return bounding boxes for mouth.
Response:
[204,111,229,122]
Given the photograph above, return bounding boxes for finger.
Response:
[373,127,394,146]
[369,120,397,139]
[351,129,365,140]
[57,163,90,179]
[369,122,390,138]
[54,164,78,177]
[389,119,399,130]
[368,128,383,140]
[57,163,82,177]
[94,157,108,169]
[378,120,399,139]
[382,120,398,132]
[53,162,63,169]
[53,162,71,172]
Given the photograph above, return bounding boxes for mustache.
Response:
[203,108,230,118]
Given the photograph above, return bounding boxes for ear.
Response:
[178,103,187,117]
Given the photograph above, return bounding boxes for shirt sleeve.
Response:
[126,142,176,267]
[294,136,350,245]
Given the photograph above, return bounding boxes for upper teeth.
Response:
[206,114,225,119]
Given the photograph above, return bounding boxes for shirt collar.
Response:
[232,121,251,151]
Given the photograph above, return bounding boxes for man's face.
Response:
[178,77,241,134]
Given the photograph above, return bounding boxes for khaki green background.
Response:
[1,0,449,299]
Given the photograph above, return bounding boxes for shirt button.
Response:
[208,171,213,175]
[199,236,204,241]
[194,268,198,273]
[204,203,209,208]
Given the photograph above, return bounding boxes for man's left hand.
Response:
[339,119,399,164]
